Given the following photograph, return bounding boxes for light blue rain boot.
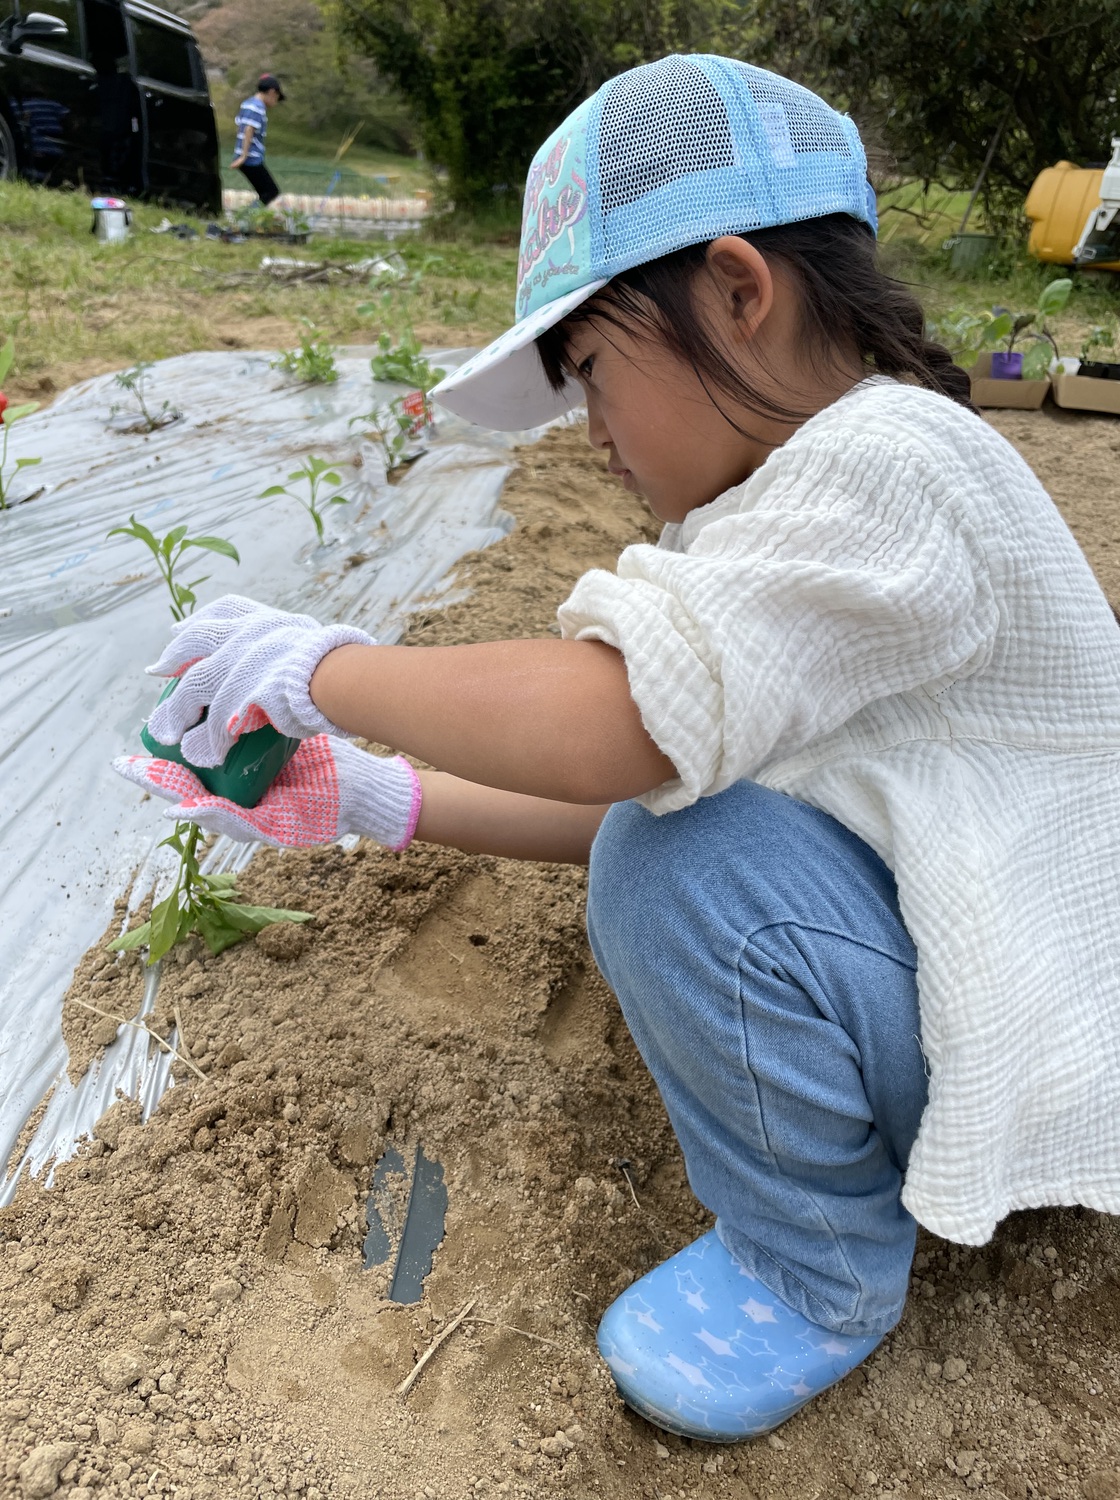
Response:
[597,1229,882,1441]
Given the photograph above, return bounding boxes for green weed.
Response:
[271,319,338,383]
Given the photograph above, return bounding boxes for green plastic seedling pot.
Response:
[140,678,301,809]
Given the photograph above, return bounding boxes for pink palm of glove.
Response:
[146,594,375,769]
[113,735,422,851]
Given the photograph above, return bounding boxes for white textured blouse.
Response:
[558,377,1120,1245]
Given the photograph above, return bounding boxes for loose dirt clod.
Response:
[2,418,1119,1500]
[17,1442,77,1498]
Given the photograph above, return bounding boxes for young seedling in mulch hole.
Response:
[357,328,447,475]
[106,516,312,963]
[108,514,241,622]
[358,394,427,477]
[111,361,182,433]
[0,335,42,510]
[260,454,349,544]
[271,318,338,384]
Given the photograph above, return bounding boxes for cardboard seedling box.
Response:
[970,352,1050,410]
[1051,373,1120,417]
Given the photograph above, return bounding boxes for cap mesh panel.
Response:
[733,62,853,157]
[599,56,734,216]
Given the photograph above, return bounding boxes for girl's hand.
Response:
[113,736,421,851]
[145,594,374,768]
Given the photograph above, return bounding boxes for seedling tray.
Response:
[1052,373,1120,416]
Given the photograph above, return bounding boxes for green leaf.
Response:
[1038,278,1073,318]
[15,456,41,469]
[199,871,239,892]
[259,485,288,498]
[109,515,160,556]
[174,585,196,612]
[194,905,247,956]
[4,402,39,423]
[328,494,349,505]
[148,892,184,963]
[0,336,13,383]
[1022,342,1052,381]
[107,919,152,952]
[175,902,197,944]
[185,536,240,563]
[160,524,189,559]
[214,900,313,933]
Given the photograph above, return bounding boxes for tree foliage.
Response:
[320,0,734,210]
[753,1,1120,225]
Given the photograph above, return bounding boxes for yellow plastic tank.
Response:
[1025,161,1120,271]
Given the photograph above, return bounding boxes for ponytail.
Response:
[536,212,977,428]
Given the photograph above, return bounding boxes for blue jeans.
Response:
[587,780,928,1338]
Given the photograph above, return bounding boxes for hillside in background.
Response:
[161,0,415,159]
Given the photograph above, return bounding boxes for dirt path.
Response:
[2,413,1119,1500]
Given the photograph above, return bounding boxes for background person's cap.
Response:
[432,54,876,432]
[257,74,285,100]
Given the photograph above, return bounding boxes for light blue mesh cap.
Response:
[433,54,877,431]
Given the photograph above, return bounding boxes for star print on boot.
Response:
[596,1229,882,1441]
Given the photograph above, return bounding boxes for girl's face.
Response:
[562,236,863,525]
[564,316,759,524]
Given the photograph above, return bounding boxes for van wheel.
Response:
[0,115,17,180]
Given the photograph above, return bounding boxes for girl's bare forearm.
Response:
[311,638,676,804]
[415,771,610,864]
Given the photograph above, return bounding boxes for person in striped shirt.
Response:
[231,73,284,205]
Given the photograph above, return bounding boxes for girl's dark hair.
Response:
[536,212,976,428]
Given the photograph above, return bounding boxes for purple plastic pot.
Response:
[990,351,1023,380]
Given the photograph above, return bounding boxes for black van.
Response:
[0,0,221,214]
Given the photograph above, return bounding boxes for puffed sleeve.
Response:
[557,424,998,812]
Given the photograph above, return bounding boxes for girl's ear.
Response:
[705,236,774,343]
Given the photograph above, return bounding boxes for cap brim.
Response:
[431,279,607,431]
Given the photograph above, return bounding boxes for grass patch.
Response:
[0,180,516,398]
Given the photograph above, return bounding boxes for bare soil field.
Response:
[2,406,1119,1500]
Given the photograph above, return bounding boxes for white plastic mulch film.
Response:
[0,347,556,1204]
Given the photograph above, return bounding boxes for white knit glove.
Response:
[113,736,422,850]
[146,595,374,769]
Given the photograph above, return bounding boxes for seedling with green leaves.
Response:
[108,821,311,963]
[368,329,446,394]
[925,309,1008,369]
[111,361,181,432]
[927,278,1074,378]
[107,515,312,965]
[1080,321,1118,364]
[260,455,349,544]
[359,395,423,476]
[271,320,338,384]
[991,278,1074,379]
[107,515,241,621]
[0,335,41,510]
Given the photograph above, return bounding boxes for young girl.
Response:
[117,55,1120,1444]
